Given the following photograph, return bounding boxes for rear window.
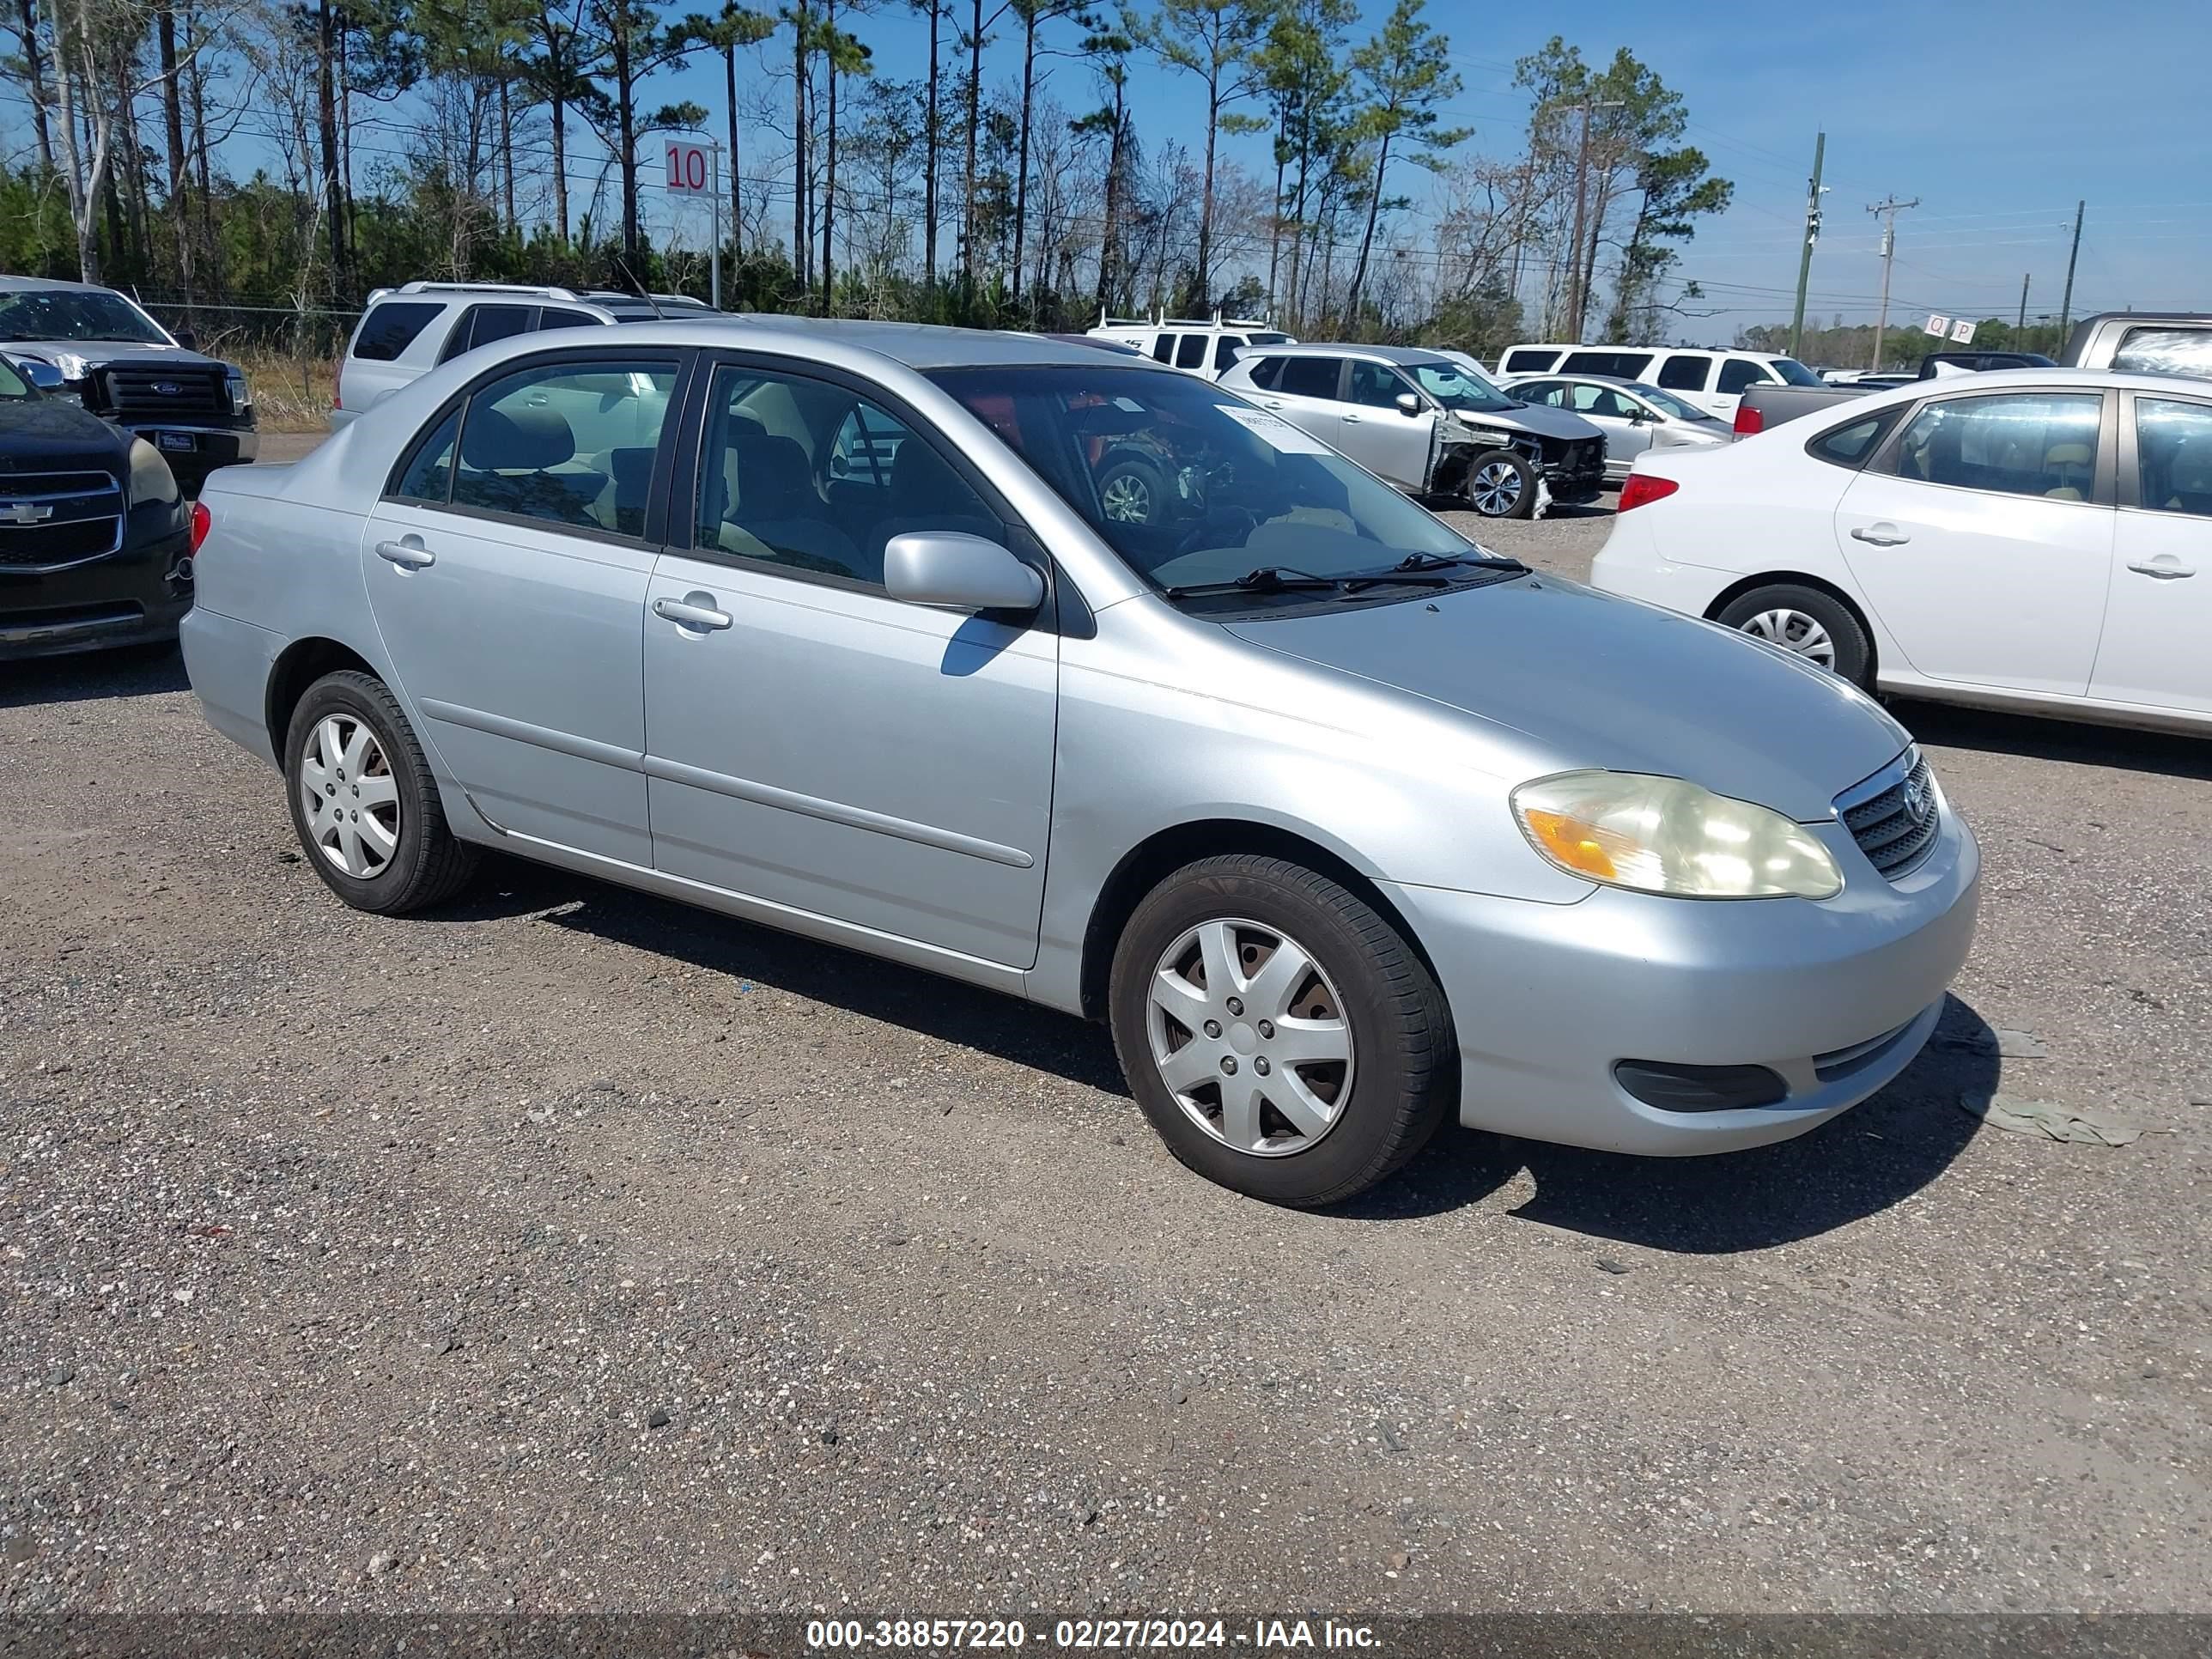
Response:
[1503,349,1560,374]
[1563,349,1654,380]
[351,301,444,362]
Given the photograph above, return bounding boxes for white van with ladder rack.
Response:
[1085,310,1297,383]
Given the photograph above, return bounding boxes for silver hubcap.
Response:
[1101,472,1152,523]
[1470,460,1523,515]
[1741,608,1837,670]
[1146,917,1355,1158]
[299,713,400,878]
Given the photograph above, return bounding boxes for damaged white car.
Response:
[1218,343,1609,519]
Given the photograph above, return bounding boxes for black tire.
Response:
[1107,854,1455,1208]
[1097,453,1170,526]
[1714,582,1874,688]
[283,668,478,915]
[1464,449,1537,519]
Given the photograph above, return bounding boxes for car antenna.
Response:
[616,262,666,320]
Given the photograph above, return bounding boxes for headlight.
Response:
[1512,771,1843,899]
[224,369,252,412]
[127,437,179,506]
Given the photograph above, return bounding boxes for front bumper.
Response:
[121,422,258,485]
[1,519,193,661]
[1381,809,1980,1155]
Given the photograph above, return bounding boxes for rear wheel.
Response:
[1715,583,1873,687]
[1108,855,1454,1207]
[283,669,478,915]
[1465,450,1536,519]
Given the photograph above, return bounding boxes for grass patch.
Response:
[226,349,336,434]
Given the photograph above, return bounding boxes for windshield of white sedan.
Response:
[0,289,169,345]
[928,365,1514,602]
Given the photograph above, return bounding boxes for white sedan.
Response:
[1591,368,2212,733]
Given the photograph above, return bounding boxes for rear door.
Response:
[1834,388,2116,693]
[2090,392,2212,714]
[359,348,687,866]
[1252,356,1349,451]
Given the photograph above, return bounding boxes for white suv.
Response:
[331,283,711,428]
[1085,313,1296,383]
[1495,343,1824,421]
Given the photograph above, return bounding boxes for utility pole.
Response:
[2017,272,2029,334]
[1866,195,1918,371]
[1563,100,1623,340]
[1789,131,1826,360]
[2057,199,2085,345]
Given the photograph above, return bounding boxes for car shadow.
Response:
[1332,994,1998,1252]
[1891,696,2212,783]
[0,643,187,708]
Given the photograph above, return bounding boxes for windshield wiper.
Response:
[1340,551,1526,592]
[1164,565,1346,599]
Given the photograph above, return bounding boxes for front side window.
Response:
[1893,392,2103,501]
[2134,398,2212,517]
[2112,327,2212,381]
[1770,358,1824,387]
[451,358,678,535]
[1212,337,1243,371]
[0,355,31,400]
[351,301,444,362]
[0,286,168,345]
[1620,383,1709,422]
[930,364,1514,606]
[1176,334,1209,369]
[695,364,1000,588]
[1346,360,1408,409]
[1275,356,1342,400]
[1656,353,1711,392]
[1513,379,1567,407]
[1717,359,1776,395]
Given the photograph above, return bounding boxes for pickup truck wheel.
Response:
[1465,450,1536,518]
[1715,583,1873,687]
[1097,455,1169,526]
[1108,855,1455,1208]
[283,669,479,915]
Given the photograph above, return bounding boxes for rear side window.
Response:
[351,301,444,362]
[1892,392,2103,501]
[1656,353,1711,392]
[1503,349,1560,374]
[1563,350,1654,380]
[1276,357,1342,399]
[439,303,536,362]
[1242,356,1283,391]
[1717,359,1775,395]
[1151,333,1177,364]
[1176,334,1208,369]
[2112,327,2212,381]
[1806,409,1900,470]
[452,359,680,537]
[536,308,597,332]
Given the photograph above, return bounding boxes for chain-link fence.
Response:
[132,299,362,361]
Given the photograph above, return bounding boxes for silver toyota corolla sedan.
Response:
[180,319,1979,1207]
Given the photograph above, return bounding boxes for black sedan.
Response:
[1,353,197,660]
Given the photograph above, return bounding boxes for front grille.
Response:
[95,364,228,419]
[1542,434,1606,477]
[0,470,125,568]
[1839,749,1940,879]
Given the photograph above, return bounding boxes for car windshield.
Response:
[1406,361,1520,414]
[0,356,33,400]
[1771,358,1824,386]
[1620,382,1711,422]
[929,364,1513,603]
[0,287,170,345]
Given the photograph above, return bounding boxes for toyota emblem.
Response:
[1902,776,1929,824]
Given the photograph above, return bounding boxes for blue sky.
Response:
[637,0,2209,334]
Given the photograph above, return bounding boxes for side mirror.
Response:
[1394,392,1424,417]
[884,531,1044,613]
[172,327,198,351]
[1627,406,1654,424]
[9,356,65,392]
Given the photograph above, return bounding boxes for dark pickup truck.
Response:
[1733,316,2212,434]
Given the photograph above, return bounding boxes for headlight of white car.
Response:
[1512,771,1843,899]
[126,436,179,505]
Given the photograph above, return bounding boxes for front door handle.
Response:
[1260,399,1285,410]
[654,593,732,632]
[1850,525,1911,547]
[1340,413,1364,425]
[2127,558,2196,579]
[375,537,434,569]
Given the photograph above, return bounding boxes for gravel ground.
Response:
[3,465,2208,1620]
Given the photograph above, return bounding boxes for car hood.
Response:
[2,340,227,380]
[1451,401,1602,444]
[0,394,130,469]
[1224,574,1910,821]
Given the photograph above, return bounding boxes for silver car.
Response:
[181,320,1979,1207]
[1501,372,1733,481]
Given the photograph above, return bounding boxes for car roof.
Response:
[450,315,1175,374]
[1246,342,1452,367]
[0,275,122,295]
[1503,369,1639,385]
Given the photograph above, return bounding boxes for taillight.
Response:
[1617,474,1679,513]
[1733,404,1765,436]
[189,499,211,552]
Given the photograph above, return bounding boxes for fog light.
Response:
[1613,1060,1789,1112]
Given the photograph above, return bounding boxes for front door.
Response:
[359,350,684,866]
[642,359,1059,968]
[2090,392,2212,714]
[1337,359,1436,489]
[1833,388,2115,694]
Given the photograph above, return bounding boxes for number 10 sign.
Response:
[664,137,716,197]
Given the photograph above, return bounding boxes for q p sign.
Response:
[664,137,714,198]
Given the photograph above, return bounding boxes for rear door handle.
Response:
[2127,558,2196,579]
[1340,414,1363,425]
[1260,399,1285,409]
[1850,526,1911,547]
[654,594,732,632]
[374,538,434,568]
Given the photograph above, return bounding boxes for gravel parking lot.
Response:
[3,453,2208,1618]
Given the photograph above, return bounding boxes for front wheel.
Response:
[283,669,479,915]
[1097,455,1169,526]
[1108,855,1455,1207]
[1464,449,1537,519]
[1714,583,1873,687]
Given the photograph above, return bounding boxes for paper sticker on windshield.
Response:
[1217,405,1329,453]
